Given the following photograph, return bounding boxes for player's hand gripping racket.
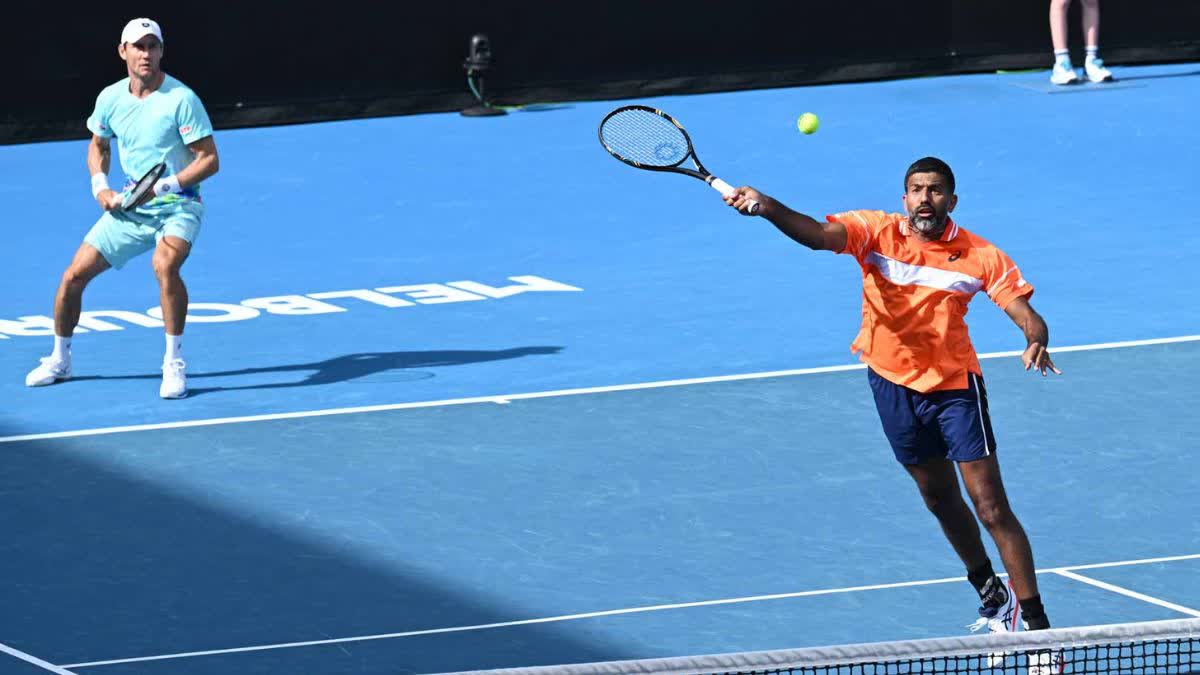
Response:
[120,162,167,211]
[598,105,759,214]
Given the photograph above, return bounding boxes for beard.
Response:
[909,208,948,237]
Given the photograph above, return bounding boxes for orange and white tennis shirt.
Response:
[827,210,1033,393]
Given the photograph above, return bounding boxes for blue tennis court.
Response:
[2,63,1198,674]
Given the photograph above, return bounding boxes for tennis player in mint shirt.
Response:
[25,18,219,399]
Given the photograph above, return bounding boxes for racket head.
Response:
[121,162,167,210]
[598,105,706,178]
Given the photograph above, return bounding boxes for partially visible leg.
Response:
[1048,0,1080,84]
[959,455,1049,628]
[152,235,191,399]
[1049,0,1072,52]
[27,243,111,386]
[868,367,998,596]
[927,374,1035,635]
[1080,0,1112,81]
[905,459,990,572]
[958,457,1037,597]
[1081,0,1101,48]
[54,242,111,337]
[151,235,191,338]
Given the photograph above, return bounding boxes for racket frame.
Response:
[120,162,168,211]
[598,105,758,214]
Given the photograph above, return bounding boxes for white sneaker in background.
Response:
[1050,63,1080,85]
[1085,58,1113,83]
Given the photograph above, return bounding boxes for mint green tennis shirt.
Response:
[86,73,213,202]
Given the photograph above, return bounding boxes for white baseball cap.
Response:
[121,18,163,45]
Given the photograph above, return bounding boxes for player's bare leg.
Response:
[26,243,111,387]
[957,455,1039,601]
[905,458,991,570]
[55,243,111,336]
[152,236,191,399]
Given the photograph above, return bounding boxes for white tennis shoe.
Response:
[968,577,1021,667]
[25,356,72,387]
[1050,63,1080,85]
[161,358,188,399]
[1085,58,1114,83]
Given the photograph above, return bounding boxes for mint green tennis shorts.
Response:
[83,199,204,270]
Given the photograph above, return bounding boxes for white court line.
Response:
[61,552,1200,669]
[1046,552,1200,573]
[5,334,1199,445]
[0,642,78,674]
[1052,569,1200,618]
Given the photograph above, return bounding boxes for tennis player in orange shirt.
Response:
[725,158,1064,644]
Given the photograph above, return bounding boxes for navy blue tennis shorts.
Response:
[867,367,997,465]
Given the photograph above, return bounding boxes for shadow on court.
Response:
[69,346,562,397]
[0,425,627,674]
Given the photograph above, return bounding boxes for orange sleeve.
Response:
[826,210,886,262]
[983,247,1035,309]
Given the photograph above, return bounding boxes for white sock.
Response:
[1085,46,1100,64]
[51,335,71,361]
[165,334,183,362]
[1054,49,1072,68]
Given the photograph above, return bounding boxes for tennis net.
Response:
[451,618,1199,675]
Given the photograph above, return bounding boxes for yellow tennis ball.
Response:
[797,112,819,135]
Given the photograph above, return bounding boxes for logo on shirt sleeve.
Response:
[179,125,192,135]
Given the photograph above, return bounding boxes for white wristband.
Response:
[90,173,110,198]
[153,175,182,196]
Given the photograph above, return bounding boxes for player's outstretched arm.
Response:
[1004,296,1063,376]
[723,186,846,252]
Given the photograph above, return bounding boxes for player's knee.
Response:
[152,255,182,282]
[60,266,92,293]
[918,485,960,517]
[973,500,1013,531]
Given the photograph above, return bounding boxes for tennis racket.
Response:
[598,105,759,214]
[120,162,167,211]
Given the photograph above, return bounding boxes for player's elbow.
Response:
[818,223,847,252]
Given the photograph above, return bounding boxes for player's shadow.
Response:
[0,426,641,671]
[73,346,562,397]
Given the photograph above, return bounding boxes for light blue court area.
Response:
[1,63,1198,673]
[1,341,1198,674]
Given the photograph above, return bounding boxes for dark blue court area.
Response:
[2,63,1198,673]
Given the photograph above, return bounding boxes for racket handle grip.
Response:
[708,177,760,215]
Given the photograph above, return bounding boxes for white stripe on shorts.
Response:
[970,373,991,456]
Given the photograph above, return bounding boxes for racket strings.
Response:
[600,109,690,167]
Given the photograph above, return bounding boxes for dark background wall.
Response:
[3,1,1198,144]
